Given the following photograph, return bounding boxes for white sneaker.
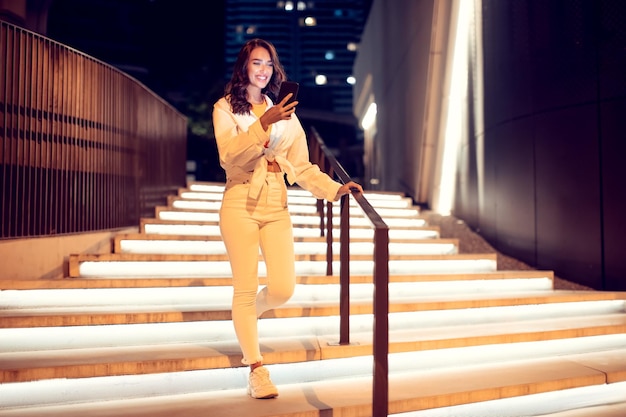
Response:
[247,366,279,399]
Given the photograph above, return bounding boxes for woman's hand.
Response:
[260,94,298,130]
[335,181,363,199]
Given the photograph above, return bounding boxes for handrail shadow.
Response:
[308,127,390,417]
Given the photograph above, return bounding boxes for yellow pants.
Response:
[219,172,296,365]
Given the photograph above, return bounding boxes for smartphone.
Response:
[277,81,299,105]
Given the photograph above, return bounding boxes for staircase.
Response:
[1,182,625,417]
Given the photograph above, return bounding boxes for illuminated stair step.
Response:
[70,252,480,263]
[170,198,421,217]
[114,237,457,255]
[0,338,625,415]
[398,387,626,417]
[140,221,440,239]
[2,279,583,319]
[68,254,497,278]
[155,209,428,228]
[187,183,399,198]
[177,190,416,210]
[0,288,623,328]
[2,320,626,383]
[2,301,624,351]
[176,199,421,217]
[186,183,410,202]
[0,271,557,290]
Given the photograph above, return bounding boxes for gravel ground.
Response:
[422,210,593,291]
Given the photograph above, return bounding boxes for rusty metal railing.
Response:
[0,20,187,239]
[308,127,390,417]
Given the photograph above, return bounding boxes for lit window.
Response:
[246,26,257,35]
[315,74,327,85]
[304,16,317,26]
[347,42,358,51]
[284,1,294,11]
[347,76,356,85]
[324,50,335,60]
[297,1,307,11]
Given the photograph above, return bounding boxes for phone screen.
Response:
[277,81,299,105]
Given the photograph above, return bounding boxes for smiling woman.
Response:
[212,38,363,399]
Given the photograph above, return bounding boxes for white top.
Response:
[212,95,341,201]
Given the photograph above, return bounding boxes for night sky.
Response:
[47,0,227,109]
[45,0,365,181]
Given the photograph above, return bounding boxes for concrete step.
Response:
[6,276,605,327]
[1,290,623,328]
[67,253,497,278]
[0,338,625,416]
[0,270,555,290]
[169,196,422,218]
[1,298,625,379]
[142,215,433,232]
[139,218,441,239]
[154,206,429,228]
[112,233,458,255]
[175,188,417,210]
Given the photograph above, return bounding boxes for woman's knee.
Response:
[269,283,295,304]
[259,282,294,308]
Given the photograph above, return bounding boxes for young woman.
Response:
[212,38,363,399]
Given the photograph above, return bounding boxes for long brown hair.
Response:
[225,39,287,115]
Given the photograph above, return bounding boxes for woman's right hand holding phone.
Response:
[260,94,298,130]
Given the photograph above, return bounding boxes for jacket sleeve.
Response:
[285,115,342,202]
[212,99,269,167]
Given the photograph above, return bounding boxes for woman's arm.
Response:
[283,118,346,201]
[212,100,269,167]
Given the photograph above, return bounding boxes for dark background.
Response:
[454,0,626,290]
[46,0,369,183]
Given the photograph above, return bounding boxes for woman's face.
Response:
[246,46,273,91]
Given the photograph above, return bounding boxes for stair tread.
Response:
[0,270,554,289]
[113,233,456,245]
[69,252,495,261]
[1,348,625,416]
[0,284,626,318]
[0,293,623,328]
[140,217,435,231]
[68,254,498,278]
[2,315,625,369]
[139,221,441,240]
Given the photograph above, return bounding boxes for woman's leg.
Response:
[257,175,296,317]
[219,186,264,366]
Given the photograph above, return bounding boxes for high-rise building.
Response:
[224,0,370,116]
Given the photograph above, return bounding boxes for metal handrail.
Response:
[308,127,390,417]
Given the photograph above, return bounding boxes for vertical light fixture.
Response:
[435,0,475,215]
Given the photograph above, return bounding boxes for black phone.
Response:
[277,81,299,105]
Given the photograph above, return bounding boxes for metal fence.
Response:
[0,20,187,239]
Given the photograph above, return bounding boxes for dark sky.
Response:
[45,0,367,180]
[47,0,227,107]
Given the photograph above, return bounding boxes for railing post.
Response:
[339,193,351,344]
[372,227,389,417]
[317,199,325,237]
[325,200,333,276]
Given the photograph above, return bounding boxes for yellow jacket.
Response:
[212,95,341,201]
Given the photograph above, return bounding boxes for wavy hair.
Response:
[224,38,287,115]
